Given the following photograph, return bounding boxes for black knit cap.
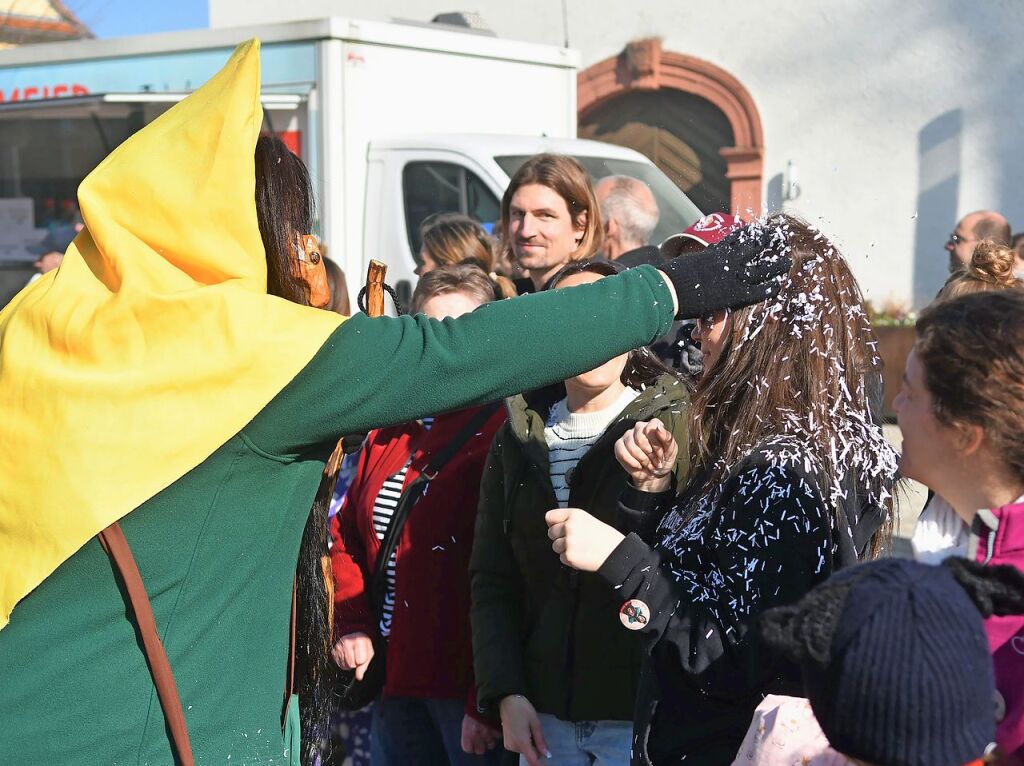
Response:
[765,558,996,766]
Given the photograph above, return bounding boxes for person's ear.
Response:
[574,210,587,245]
[954,421,986,458]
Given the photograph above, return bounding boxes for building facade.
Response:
[208,0,1024,308]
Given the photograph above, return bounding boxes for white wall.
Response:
[211,0,1024,307]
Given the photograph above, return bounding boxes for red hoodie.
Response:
[330,404,505,718]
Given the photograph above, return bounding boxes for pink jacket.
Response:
[970,500,1024,759]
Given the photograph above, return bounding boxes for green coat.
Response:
[470,374,690,722]
[0,267,675,765]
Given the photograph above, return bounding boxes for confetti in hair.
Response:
[662,213,899,586]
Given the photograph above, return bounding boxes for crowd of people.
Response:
[0,40,1022,766]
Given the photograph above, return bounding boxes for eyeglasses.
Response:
[947,232,977,246]
[694,309,729,334]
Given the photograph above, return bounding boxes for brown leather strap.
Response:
[99,522,195,766]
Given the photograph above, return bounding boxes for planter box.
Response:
[875,325,916,420]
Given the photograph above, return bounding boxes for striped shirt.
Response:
[373,417,433,638]
[544,388,638,507]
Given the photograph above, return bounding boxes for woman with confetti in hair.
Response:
[546,214,899,766]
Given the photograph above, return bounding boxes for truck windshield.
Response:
[494,155,703,248]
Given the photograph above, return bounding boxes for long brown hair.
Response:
[254,134,333,766]
[421,212,495,270]
[690,214,897,556]
[255,135,314,305]
[419,213,517,298]
[916,291,1024,485]
[500,153,603,261]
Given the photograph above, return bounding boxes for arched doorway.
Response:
[580,89,734,214]
[578,39,764,217]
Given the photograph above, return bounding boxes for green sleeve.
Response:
[247,265,674,456]
[469,428,527,712]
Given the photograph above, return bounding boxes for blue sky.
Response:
[65,0,209,38]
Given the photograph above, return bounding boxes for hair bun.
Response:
[968,241,1018,286]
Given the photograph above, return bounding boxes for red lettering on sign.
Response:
[0,84,89,102]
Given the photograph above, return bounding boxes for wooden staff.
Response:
[365,258,387,319]
[317,260,390,628]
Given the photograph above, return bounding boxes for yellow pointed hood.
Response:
[0,40,343,629]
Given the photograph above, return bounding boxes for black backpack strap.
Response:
[368,403,500,616]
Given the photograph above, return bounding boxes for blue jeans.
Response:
[371,696,503,766]
[522,714,632,766]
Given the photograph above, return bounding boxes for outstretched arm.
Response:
[249,266,675,454]
[248,240,788,456]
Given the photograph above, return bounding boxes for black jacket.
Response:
[598,436,883,765]
[610,248,702,376]
[470,376,691,722]
[615,245,663,269]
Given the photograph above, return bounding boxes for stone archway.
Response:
[578,39,765,217]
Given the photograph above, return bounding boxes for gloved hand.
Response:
[658,229,791,319]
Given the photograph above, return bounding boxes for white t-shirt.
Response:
[544,387,639,507]
[912,492,1024,564]
[911,494,968,564]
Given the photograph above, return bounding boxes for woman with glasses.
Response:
[546,214,899,766]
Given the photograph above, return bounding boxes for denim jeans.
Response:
[521,714,632,766]
[371,695,503,766]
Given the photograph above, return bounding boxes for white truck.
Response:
[0,17,700,308]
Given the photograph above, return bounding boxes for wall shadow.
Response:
[765,172,784,214]
[913,109,962,307]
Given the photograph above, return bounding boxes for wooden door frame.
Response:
[578,39,765,217]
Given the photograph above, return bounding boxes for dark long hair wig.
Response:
[254,134,335,765]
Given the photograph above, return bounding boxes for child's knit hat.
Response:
[761,558,1006,766]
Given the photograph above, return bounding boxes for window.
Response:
[402,161,500,259]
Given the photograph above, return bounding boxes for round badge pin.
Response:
[619,599,649,630]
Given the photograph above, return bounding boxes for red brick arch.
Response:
[578,39,765,217]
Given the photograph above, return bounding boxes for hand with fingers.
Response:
[330,631,375,680]
[614,418,678,493]
[659,224,791,319]
[499,695,550,766]
[460,714,502,755]
[545,507,625,573]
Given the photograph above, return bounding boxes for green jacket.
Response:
[0,267,675,765]
[471,374,690,722]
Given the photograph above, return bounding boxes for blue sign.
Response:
[0,42,316,101]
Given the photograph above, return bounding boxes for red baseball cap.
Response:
[659,212,743,258]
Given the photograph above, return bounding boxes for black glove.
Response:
[658,230,791,319]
